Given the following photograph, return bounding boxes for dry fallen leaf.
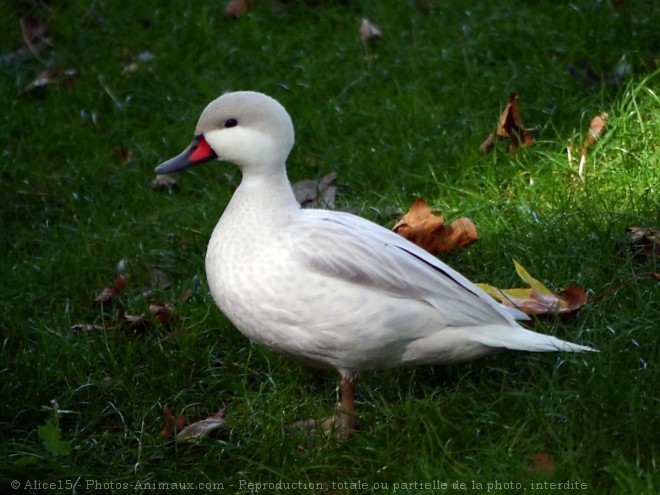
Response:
[176,410,227,444]
[112,146,134,164]
[480,92,536,156]
[151,174,178,191]
[160,406,187,440]
[476,260,588,316]
[360,18,382,46]
[69,323,104,332]
[1,16,50,66]
[392,197,478,255]
[224,0,254,18]
[292,172,337,209]
[21,65,78,95]
[527,452,555,475]
[627,226,659,260]
[578,112,608,179]
[94,275,126,307]
[117,309,148,332]
[179,288,194,302]
[149,302,176,327]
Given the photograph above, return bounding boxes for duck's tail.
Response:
[472,325,597,353]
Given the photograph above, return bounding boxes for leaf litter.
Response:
[81,273,178,333]
[480,92,536,157]
[292,172,337,209]
[626,226,659,260]
[392,197,478,256]
[568,112,608,180]
[94,275,127,307]
[21,64,79,95]
[475,260,588,316]
[160,406,227,443]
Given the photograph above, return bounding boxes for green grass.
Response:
[1,1,659,494]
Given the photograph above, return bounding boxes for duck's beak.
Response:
[155,135,218,174]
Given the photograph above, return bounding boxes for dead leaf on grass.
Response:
[21,65,79,95]
[292,172,337,209]
[160,406,187,440]
[69,323,104,332]
[94,275,126,307]
[117,309,148,332]
[480,92,536,156]
[176,410,227,444]
[627,226,659,260]
[577,112,608,179]
[475,260,588,316]
[360,18,382,46]
[1,16,50,66]
[224,0,254,18]
[527,451,555,475]
[151,174,178,191]
[112,146,134,164]
[392,197,478,255]
[179,288,194,303]
[149,302,176,327]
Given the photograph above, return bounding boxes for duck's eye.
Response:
[224,119,238,128]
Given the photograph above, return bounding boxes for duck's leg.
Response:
[337,375,356,437]
[290,374,356,438]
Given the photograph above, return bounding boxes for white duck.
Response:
[155,91,595,435]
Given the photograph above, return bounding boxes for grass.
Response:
[1,0,659,493]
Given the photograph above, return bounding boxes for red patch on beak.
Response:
[189,136,215,163]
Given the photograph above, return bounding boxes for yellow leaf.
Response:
[513,259,554,296]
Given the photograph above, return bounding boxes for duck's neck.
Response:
[223,166,300,225]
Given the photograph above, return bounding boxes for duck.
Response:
[155,91,596,436]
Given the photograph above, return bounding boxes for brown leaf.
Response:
[292,172,337,209]
[627,226,659,259]
[392,197,478,255]
[577,112,608,179]
[22,65,78,95]
[528,452,555,475]
[481,93,536,156]
[160,406,186,439]
[179,288,194,302]
[151,174,178,191]
[149,302,176,327]
[69,323,104,332]
[94,275,126,307]
[20,15,48,46]
[581,112,608,156]
[442,217,479,252]
[112,146,134,164]
[117,309,148,332]
[479,132,495,153]
[176,410,226,444]
[360,18,382,46]
[224,0,254,19]
[476,260,588,316]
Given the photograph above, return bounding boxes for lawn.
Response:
[1,1,659,494]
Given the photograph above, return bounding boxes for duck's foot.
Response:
[290,402,356,439]
[290,375,357,440]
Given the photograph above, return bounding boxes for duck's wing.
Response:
[289,209,529,328]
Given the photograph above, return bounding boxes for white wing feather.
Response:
[290,209,529,328]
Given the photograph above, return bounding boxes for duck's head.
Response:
[155,91,295,175]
